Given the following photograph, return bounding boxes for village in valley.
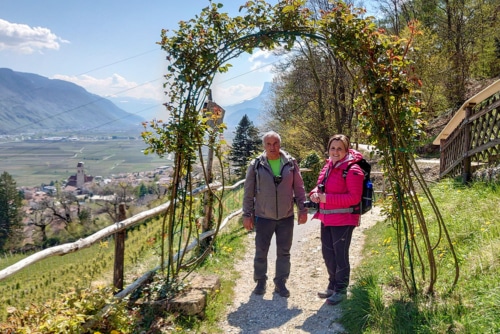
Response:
[17,161,176,250]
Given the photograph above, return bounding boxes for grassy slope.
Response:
[0,215,165,321]
[342,179,500,333]
[2,177,499,332]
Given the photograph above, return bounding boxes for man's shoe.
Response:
[274,279,290,298]
[325,292,346,305]
[253,280,266,295]
[317,289,334,299]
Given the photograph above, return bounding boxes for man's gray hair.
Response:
[262,131,281,145]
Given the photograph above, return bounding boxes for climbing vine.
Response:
[142,0,459,297]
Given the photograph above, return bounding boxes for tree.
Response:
[375,0,500,111]
[44,192,76,226]
[136,183,149,199]
[27,204,54,248]
[299,151,323,192]
[0,171,23,251]
[229,115,261,178]
[267,40,357,157]
[117,181,133,203]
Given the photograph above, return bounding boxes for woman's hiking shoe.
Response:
[317,289,334,298]
[325,292,346,305]
[253,280,266,295]
[274,279,290,298]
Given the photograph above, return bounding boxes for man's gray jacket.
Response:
[243,150,307,221]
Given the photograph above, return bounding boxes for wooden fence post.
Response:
[463,106,473,183]
[439,138,445,176]
[114,203,127,292]
[202,94,225,250]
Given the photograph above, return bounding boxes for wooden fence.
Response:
[1,164,386,311]
[0,180,246,299]
[438,89,500,181]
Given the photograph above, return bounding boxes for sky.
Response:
[0,0,281,120]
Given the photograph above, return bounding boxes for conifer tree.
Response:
[229,115,261,178]
[0,171,23,251]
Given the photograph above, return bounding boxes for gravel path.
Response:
[217,206,385,333]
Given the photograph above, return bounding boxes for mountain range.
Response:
[0,68,144,136]
[221,81,272,137]
[0,68,272,138]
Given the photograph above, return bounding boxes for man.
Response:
[242,131,308,297]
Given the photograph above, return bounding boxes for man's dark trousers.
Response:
[253,215,294,283]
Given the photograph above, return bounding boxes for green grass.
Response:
[0,207,247,332]
[341,179,500,333]
[0,215,166,321]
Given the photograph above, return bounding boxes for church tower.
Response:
[76,162,85,188]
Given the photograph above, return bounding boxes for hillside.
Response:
[0,68,144,136]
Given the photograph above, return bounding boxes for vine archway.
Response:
[141,0,459,297]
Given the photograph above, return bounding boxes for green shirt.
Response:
[268,158,281,176]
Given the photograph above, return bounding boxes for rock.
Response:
[189,273,221,293]
[168,289,207,316]
[167,273,221,317]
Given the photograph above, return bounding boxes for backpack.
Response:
[343,159,373,214]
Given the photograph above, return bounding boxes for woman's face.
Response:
[328,139,347,164]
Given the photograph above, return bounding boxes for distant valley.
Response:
[0,68,272,139]
[0,68,272,186]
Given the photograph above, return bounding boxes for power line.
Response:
[2,56,277,136]
[216,59,280,84]
[2,77,164,135]
[75,48,161,77]
[1,48,281,176]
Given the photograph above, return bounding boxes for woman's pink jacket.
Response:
[309,149,364,227]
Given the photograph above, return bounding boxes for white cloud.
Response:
[212,84,262,106]
[249,49,274,62]
[52,73,164,101]
[248,49,276,72]
[0,19,69,54]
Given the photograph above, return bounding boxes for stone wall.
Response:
[473,165,500,183]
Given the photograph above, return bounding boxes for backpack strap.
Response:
[342,161,356,179]
[338,160,363,214]
[317,164,331,191]
[253,157,261,193]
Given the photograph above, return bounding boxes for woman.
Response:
[309,134,364,305]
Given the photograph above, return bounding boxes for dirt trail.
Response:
[217,206,385,333]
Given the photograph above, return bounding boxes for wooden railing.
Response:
[1,164,386,311]
[0,180,246,298]
[439,91,500,181]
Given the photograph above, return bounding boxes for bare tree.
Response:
[27,205,54,246]
[266,40,357,157]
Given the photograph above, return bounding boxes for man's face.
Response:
[264,135,281,160]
